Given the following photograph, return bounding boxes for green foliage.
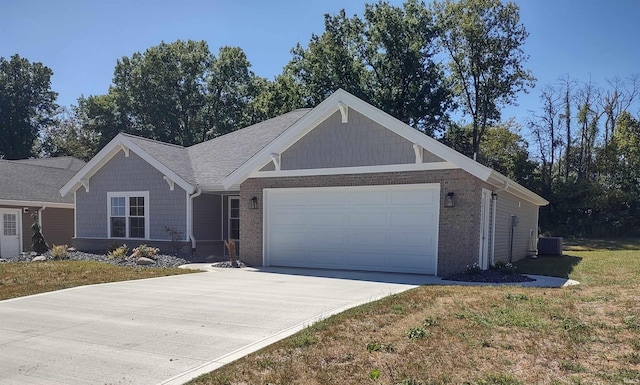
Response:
[0,54,58,159]
[50,244,68,260]
[131,244,159,259]
[434,0,534,158]
[36,106,100,161]
[366,341,394,352]
[30,213,49,254]
[405,326,427,340]
[107,244,129,260]
[288,1,453,135]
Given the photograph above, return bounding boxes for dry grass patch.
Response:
[0,260,196,300]
[190,242,640,385]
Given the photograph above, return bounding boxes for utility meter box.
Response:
[510,215,519,227]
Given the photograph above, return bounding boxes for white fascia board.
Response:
[222,89,494,189]
[250,162,458,179]
[0,199,74,209]
[221,93,345,189]
[487,172,549,206]
[59,134,195,196]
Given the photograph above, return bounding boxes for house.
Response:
[60,90,548,276]
[0,156,85,258]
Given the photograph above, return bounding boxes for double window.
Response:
[108,192,149,239]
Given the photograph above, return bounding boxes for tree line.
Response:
[1,0,638,238]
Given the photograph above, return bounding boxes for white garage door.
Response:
[264,184,439,274]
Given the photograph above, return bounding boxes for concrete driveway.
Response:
[0,267,429,385]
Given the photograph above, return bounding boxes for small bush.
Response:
[132,244,160,259]
[406,327,427,340]
[51,244,68,260]
[494,261,518,275]
[466,263,482,275]
[107,244,129,260]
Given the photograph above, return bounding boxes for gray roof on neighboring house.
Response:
[0,157,86,204]
[12,156,86,172]
[121,109,311,189]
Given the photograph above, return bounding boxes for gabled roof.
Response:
[60,109,311,195]
[60,89,547,206]
[0,157,85,207]
[222,89,548,206]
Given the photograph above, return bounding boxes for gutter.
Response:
[188,186,202,251]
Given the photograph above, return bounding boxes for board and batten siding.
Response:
[75,151,187,240]
[493,191,539,263]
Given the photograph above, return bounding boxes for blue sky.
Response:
[2,0,639,125]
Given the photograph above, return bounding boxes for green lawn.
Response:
[189,239,640,385]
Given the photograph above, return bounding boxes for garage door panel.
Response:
[348,211,389,227]
[347,230,388,249]
[347,190,388,205]
[345,251,386,267]
[266,184,439,274]
[390,211,429,227]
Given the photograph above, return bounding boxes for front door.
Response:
[479,189,492,269]
[0,209,21,258]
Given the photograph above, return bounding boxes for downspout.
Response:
[491,182,509,265]
[188,186,202,252]
[38,205,46,236]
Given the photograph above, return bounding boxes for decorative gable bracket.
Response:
[163,176,175,191]
[119,144,129,157]
[413,144,423,164]
[338,102,348,124]
[80,179,89,192]
[271,153,281,171]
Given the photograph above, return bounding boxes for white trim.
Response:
[479,189,492,269]
[60,134,195,196]
[119,143,129,157]
[188,187,202,249]
[163,176,175,191]
[270,153,281,171]
[338,102,348,123]
[413,144,423,164]
[106,191,150,239]
[228,196,240,241]
[223,89,491,189]
[220,195,224,241]
[74,190,77,238]
[80,179,89,192]
[0,199,74,209]
[251,162,458,179]
[0,208,22,257]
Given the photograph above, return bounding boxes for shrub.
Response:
[51,244,68,260]
[466,263,482,275]
[406,327,427,340]
[107,244,129,260]
[494,261,518,275]
[132,244,160,259]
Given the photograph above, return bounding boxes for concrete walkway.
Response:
[0,267,577,385]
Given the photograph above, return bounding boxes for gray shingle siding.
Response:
[281,110,416,169]
[75,151,187,240]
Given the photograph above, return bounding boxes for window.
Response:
[3,213,17,236]
[229,197,239,240]
[108,192,149,239]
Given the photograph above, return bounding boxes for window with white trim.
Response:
[108,192,149,239]
[229,196,240,240]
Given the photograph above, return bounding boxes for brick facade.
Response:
[240,169,482,276]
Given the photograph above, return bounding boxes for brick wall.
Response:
[240,169,481,276]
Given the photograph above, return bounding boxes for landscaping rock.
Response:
[136,257,155,265]
[32,256,47,262]
[67,247,77,252]
[0,258,7,263]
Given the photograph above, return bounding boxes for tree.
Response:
[435,0,535,159]
[0,55,58,159]
[288,0,453,135]
[37,106,100,161]
[82,40,261,150]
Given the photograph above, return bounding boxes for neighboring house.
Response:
[61,90,548,276]
[0,156,85,258]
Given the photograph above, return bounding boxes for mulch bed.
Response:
[443,268,535,283]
